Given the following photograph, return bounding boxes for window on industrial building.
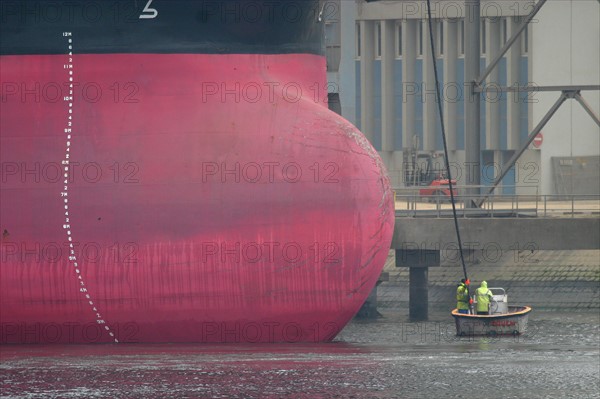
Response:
[522,24,529,55]
[376,22,382,59]
[481,19,486,55]
[396,22,402,58]
[417,21,423,57]
[458,19,465,56]
[437,20,444,57]
[356,23,361,58]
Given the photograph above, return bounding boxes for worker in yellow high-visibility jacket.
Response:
[475,281,494,315]
[456,279,470,314]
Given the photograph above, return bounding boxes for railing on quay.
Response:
[394,186,600,218]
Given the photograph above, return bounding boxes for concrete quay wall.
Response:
[378,249,600,311]
[392,218,600,251]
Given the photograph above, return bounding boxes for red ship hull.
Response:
[0,53,394,343]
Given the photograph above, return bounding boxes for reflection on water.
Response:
[1,311,598,399]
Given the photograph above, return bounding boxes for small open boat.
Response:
[451,288,532,336]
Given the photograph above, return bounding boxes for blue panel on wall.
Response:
[481,151,495,186]
[503,166,516,194]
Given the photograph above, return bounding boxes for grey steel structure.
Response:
[460,0,600,203]
[328,0,599,197]
[346,0,539,195]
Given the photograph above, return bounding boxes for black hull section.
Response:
[0,0,324,55]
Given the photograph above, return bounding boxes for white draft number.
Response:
[139,0,158,19]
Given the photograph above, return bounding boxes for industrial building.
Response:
[325,0,600,195]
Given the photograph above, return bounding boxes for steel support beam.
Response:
[464,0,481,207]
[574,92,600,127]
[475,85,600,93]
[476,87,599,205]
[476,0,547,86]
[477,92,570,206]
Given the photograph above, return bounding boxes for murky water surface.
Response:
[1,310,598,398]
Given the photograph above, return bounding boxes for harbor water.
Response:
[1,310,598,398]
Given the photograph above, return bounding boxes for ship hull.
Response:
[1,51,394,343]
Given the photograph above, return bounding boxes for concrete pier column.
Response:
[409,268,429,321]
[356,272,389,319]
[396,249,441,321]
